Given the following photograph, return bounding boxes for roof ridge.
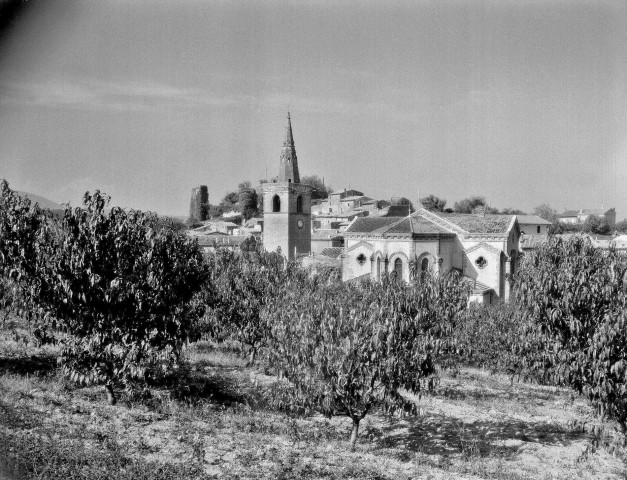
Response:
[372,215,409,234]
[415,209,467,234]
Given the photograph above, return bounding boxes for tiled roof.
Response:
[385,205,414,217]
[558,210,580,217]
[461,276,494,294]
[330,189,363,196]
[344,216,403,233]
[340,195,367,202]
[320,247,343,259]
[345,213,452,236]
[516,215,552,225]
[385,216,452,234]
[440,213,514,234]
[314,211,365,219]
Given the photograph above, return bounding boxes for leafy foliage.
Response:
[238,186,259,220]
[301,175,331,201]
[0,180,52,320]
[550,215,612,236]
[499,207,525,215]
[267,273,469,447]
[419,194,447,212]
[515,236,627,433]
[452,303,527,375]
[390,196,413,209]
[532,203,558,223]
[453,196,489,214]
[20,191,207,403]
[202,243,301,366]
[582,215,611,235]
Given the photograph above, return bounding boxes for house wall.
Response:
[342,241,374,281]
[519,223,549,235]
[311,238,341,253]
[464,246,503,298]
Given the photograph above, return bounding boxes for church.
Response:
[261,113,312,260]
[262,114,520,303]
[341,210,520,303]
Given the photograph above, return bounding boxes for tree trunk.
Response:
[349,417,360,450]
[105,383,116,405]
[246,347,257,368]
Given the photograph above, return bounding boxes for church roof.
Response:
[345,210,516,237]
[344,216,401,233]
[345,213,452,236]
[385,216,452,234]
[440,213,515,234]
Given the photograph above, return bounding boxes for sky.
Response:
[1,0,626,217]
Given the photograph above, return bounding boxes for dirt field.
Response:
[1,318,626,479]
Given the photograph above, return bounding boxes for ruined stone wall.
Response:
[189,185,209,222]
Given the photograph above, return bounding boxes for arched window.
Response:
[272,195,280,212]
[296,195,303,213]
[376,258,381,279]
[394,258,403,277]
[421,257,429,272]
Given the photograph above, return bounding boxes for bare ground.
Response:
[1,319,626,479]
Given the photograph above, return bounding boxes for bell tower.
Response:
[262,112,312,259]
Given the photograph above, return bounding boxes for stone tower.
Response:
[189,185,208,222]
[262,113,311,259]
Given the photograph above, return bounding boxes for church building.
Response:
[260,113,520,303]
[341,209,521,303]
[262,113,312,259]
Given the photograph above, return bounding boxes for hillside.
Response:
[16,191,63,212]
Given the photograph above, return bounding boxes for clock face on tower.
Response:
[297,219,304,229]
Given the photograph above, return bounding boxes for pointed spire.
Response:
[278,111,300,183]
[284,111,294,146]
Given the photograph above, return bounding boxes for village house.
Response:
[557,208,616,228]
[516,215,552,235]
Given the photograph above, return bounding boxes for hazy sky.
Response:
[1,0,626,217]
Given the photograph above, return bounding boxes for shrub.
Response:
[452,303,526,374]
[25,191,208,404]
[268,273,469,448]
[515,236,627,433]
[0,180,51,320]
[202,243,303,366]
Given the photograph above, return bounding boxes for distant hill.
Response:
[16,191,63,213]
